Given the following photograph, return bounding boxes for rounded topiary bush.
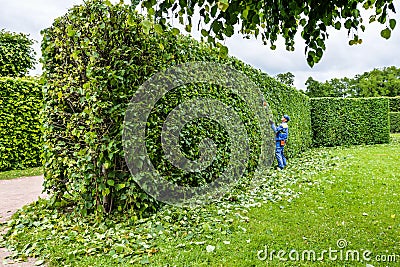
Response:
[42,0,311,215]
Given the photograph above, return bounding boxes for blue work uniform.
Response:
[271,122,289,169]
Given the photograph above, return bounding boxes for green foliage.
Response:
[310,97,390,147]
[275,72,295,86]
[305,76,354,98]
[0,77,42,171]
[0,29,36,77]
[389,96,400,112]
[306,66,400,98]
[136,0,396,66]
[355,66,400,97]
[41,0,311,215]
[390,112,400,133]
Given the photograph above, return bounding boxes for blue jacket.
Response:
[271,122,289,141]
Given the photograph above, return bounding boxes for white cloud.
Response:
[1,1,399,90]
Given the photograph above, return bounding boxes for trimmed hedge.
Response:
[0,77,42,171]
[390,112,400,133]
[41,0,311,215]
[389,97,400,112]
[310,97,390,147]
[247,71,311,157]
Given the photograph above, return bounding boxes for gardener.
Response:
[269,115,290,170]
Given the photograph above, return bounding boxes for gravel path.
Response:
[0,176,46,266]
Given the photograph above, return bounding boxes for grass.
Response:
[0,167,43,180]
[149,135,400,266]
[1,134,399,266]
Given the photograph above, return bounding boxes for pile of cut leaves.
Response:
[0,147,346,266]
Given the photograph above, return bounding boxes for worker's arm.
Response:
[270,123,283,133]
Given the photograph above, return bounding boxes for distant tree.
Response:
[354,66,400,97]
[276,72,295,86]
[328,77,355,97]
[306,66,400,98]
[0,29,36,77]
[136,0,398,66]
[305,77,330,97]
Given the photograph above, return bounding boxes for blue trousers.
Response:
[275,141,287,169]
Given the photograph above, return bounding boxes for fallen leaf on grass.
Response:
[34,259,45,266]
[206,245,215,253]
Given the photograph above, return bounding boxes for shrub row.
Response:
[390,112,400,133]
[310,97,390,147]
[389,96,400,112]
[0,77,42,171]
[41,0,311,215]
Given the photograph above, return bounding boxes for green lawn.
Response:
[0,167,43,180]
[150,135,400,267]
[1,135,399,266]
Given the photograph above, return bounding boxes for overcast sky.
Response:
[1,0,399,90]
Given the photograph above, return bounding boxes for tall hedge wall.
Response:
[390,112,400,133]
[0,77,42,171]
[41,0,311,215]
[310,97,390,147]
[389,96,400,112]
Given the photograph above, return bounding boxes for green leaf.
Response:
[201,29,208,37]
[334,21,341,30]
[218,45,229,58]
[154,24,163,34]
[140,256,150,264]
[380,28,391,39]
[217,0,229,12]
[148,7,155,16]
[171,28,180,35]
[344,19,352,29]
[105,0,112,7]
[389,19,396,30]
[140,20,152,34]
[242,9,249,19]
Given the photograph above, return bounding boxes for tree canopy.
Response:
[276,72,295,86]
[305,66,400,97]
[0,30,35,77]
[134,0,397,67]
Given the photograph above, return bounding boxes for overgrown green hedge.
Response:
[310,97,390,147]
[41,0,311,215]
[389,97,400,112]
[390,112,400,133]
[0,77,42,171]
